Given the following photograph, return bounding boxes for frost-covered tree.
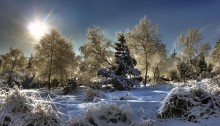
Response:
[178,28,201,61]
[212,39,220,65]
[177,62,194,83]
[27,54,33,70]
[152,65,160,84]
[210,39,220,74]
[20,54,36,89]
[0,48,27,86]
[199,43,211,57]
[25,54,37,78]
[80,26,114,84]
[98,34,142,90]
[177,28,211,79]
[178,28,211,62]
[53,39,76,87]
[34,29,76,89]
[126,16,166,85]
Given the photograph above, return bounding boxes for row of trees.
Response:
[1,16,220,90]
[0,30,77,89]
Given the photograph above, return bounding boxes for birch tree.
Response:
[177,28,210,61]
[126,17,166,85]
[80,26,114,83]
[178,29,200,62]
[177,28,211,79]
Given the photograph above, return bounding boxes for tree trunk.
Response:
[48,68,51,89]
[48,52,53,89]
[48,43,54,90]
[144,66,148,86]
[60,69,64,88]
[144,53,148,86]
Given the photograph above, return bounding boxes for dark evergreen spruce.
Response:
[98,34,142,90]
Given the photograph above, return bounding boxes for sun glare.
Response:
[28,20,49,39]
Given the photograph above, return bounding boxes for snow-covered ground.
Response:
[1,80,220,126]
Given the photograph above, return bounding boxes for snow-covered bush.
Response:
[0,88,60,126]
[70,103,133,126]
[26,102,60,126]
[83,88,105,102]
[157,82,220,122]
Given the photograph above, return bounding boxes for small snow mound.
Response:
[157,81,220,122]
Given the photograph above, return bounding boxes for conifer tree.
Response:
[98,34,142,90]
[198,54,207,72]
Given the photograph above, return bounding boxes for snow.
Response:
[1,80,220,125]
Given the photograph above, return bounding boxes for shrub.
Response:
[157,82,220,122]
[168,70,180,81]
[199,71,213,79]
[83,88,105,102]
[177,62,195,82]
[0,87,60,126]
[63,79,78,95]
[70,103,133,126]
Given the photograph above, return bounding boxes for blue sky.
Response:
[0,0,220,56]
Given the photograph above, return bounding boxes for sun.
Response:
[28,20,49,39]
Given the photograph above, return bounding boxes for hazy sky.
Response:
[0,0,220,56]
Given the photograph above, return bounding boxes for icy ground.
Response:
[2,81,220,126]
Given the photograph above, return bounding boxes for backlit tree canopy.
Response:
[34,29,76,89]
[126,17,166,85]
[79,26,114,83]
[0,48,27,86]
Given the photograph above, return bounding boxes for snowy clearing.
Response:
[1,80,220,126]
